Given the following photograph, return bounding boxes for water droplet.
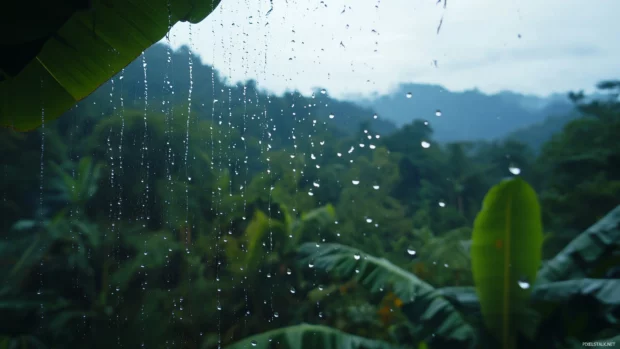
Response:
[518,278,530,289]
[407,249,416,256]
[308,191,314,196]
[373,114,378,119]
[286,268,292,275]
[308,262,314,268]
[352,180,360,185]
[313,182,320,187]
[435,109,442,117]
[251,340,257,347]
[366,218,372,223]
[290,287,296,294]
[509,165,521,175]
[320,89,326,94]
[421,141,431,148]
[354,253,361,260]
[274,312,279,318]
[373,185,380,190]
[406,92,412,98]
[438,201,446,207]
[329,114,335,119]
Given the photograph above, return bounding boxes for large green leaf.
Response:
[224,324,402,349]
[471,178,543,349]
[537,205,620,283]
[0,0,220,130]
[299,243,475,345]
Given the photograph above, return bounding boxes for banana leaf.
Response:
[1,0,220,130]
[299,243,475,345]
[531,278,620,345]
[224,324,402,349]
[471,178,543,349]
[537,205,620,283]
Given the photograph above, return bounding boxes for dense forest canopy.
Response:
[0,42,619,349]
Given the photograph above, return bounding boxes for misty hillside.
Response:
[77,43,579,152]
[356,83,574,142]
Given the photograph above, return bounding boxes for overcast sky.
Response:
[164,0,620,99]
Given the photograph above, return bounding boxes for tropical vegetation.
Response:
[0,44,618,349]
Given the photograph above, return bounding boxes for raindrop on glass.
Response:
[352,180,360,185]
[518,278,531,289]
[353,253,361,260]
[406,92,412,98]
[372,185,380,190]
[407,249,416,256]
[329,114,335,119]
[435,109,442,117]
[421,141,431,148]
[509,165,521,175]
[438,201,446,207]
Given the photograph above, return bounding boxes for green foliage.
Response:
[1,41,619,349]
[0,0,220,130]
[537,206,620,283]
[225,324,402,349]
[299,243,475,346]
[536,84,620,237]
[471,178,543,349]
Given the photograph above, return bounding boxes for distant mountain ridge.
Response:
[354,83,574,142]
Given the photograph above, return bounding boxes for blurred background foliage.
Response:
[0,45,619,348]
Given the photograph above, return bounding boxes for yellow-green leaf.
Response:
[471,178,543,349]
